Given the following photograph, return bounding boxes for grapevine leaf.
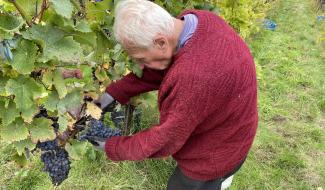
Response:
[12,152,28,167]
[43,36,83,63]
[12,39,38,74]
[5,77,46,113]
[85,0,113,21]
[0,75,9,96]
[0,13,23,32]
[21,104,39,123]
[73,32,97,48]
[95,67,108,82]
[85,102,102,120]
[65,140,88,160]
[0,100,20,126]
[53,69,67,99]
[22,24,65,48]
[57,90,83,114]
[15,0,41,21]
[44,91,60,112]
[75,20,92,33]
[58,115,69,133]
[0,118,29,143]
[13,138,35,156]
[42,70,53,89]
[49,0,74,19]
[44,90,83,115]
[29,118,55,143]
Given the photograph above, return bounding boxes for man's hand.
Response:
[94,92,115,111]
[84,136,107,151]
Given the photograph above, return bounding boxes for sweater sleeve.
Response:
[106,68,164,104]
[104,74,214,161]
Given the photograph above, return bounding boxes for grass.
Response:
[1,0,324,189]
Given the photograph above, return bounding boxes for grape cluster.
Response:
[35,108,70,186]
[78,119,121,142]
[37,139,58,151]
[37,139,71,186]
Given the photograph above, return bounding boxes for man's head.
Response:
[113,0,183,70]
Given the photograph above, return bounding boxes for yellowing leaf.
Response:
[85,102,102,119]
[29,118,55,143]
[0,118,29,143]
[13,138,35,156]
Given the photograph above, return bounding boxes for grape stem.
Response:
[8,0,33,27]
[38,0,48,23]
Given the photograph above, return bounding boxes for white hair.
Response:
[113,0,175,49]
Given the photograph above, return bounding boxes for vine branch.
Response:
[8,0,33,27]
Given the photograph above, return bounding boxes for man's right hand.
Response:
[94,92,115,110]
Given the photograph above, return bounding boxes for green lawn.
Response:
[0,0,324,189]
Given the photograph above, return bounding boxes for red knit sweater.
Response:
[105,10,258,180]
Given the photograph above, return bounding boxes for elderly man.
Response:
[94,0,258,189]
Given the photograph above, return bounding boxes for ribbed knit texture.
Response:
[105,10,258,180]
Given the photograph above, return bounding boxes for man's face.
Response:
[125,36,175,70]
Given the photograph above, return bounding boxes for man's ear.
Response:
[153,36,168,50]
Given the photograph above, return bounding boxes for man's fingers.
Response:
[85,136,107,142]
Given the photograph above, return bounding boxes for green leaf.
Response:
[22,25,65,48]
[95,67,108,82]
[65,139,88,160]
[0,13,23,32]
[5,77,46,113]
[29,118,55,143]
[12,39,38,74]
[0,100,20,126]
[42,69,53,88]
[12,152,28,167]
[53,69,67,99]
[58,114,69,133]
[57,90,83,114]
[21,104,39,123]
[44,90,83,115]
[13,138,35,156]
[44,91,60,112]
[49,0,74,19]
[73,32,97,48]
[43,36,83,63]
[15,0,40,21]
[0,118,29,143]
[0,75,9,96]
[85,0,113,21]
[75,20,92,33]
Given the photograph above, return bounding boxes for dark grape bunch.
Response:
[37,139,71,186]
[37,139,58,151]
[78,119,121,143]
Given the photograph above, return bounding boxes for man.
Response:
[93,0,258,189]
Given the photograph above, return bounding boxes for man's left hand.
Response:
[86,136,107,151]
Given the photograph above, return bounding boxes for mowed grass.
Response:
[231,0,325,189]
[0,0,324,189]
